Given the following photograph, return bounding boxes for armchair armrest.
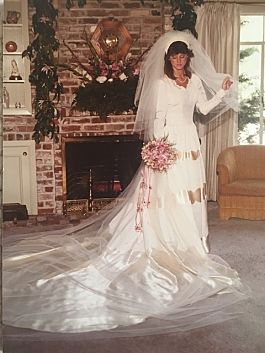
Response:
[216,164,230,185]
[217,148,237,188]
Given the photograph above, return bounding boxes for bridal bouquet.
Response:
[141,138,178,172]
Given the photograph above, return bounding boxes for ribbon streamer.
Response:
[135,166,152,232]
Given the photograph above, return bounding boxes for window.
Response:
[239,15,265,145]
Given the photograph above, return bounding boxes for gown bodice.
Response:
[153,74,226,144]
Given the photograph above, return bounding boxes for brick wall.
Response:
[3,0,171,215]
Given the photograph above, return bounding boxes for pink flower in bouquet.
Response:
[141,138,178,172]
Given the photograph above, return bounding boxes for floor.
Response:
[2,202,265,353]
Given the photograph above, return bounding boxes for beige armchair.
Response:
[216,145,265,220]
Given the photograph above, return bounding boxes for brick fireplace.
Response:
[3,112,139,215]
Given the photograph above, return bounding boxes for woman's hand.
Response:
[222,76,233,91]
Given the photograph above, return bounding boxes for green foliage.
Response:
[238,91,260,131]
[240,19,249,27]
[239,19,261,140]
[23,0,63,143]
[72,76,139,119]
[239,47,261,137]
[168,0,204,38]
[239,73,252,85]
[240,47,258,62]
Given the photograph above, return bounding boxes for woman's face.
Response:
[169,53,188,71]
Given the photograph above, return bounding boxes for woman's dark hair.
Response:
[164,41,194,80]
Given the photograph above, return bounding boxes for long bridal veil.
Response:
[3,165,249,339]
[3,30,249,341]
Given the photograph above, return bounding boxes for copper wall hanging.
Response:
[91,18,133,62]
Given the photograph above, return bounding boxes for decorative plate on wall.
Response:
[91,18,133,62]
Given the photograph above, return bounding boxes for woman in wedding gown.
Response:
[3,30,249,337]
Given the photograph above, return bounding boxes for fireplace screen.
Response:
[64,135,142,204]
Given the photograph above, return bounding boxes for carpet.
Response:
[3,202,265,353]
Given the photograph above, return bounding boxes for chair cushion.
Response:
[221,179,265,197]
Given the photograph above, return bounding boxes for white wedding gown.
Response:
[3,74,248,337]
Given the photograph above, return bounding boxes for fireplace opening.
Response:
[64,135,142,204]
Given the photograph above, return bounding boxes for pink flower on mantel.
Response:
[111,63,120,72]
[99,62,108,76]
[111,63,121,78]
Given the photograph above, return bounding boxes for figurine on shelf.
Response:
[9,59,22,80]
[3,86,10,109]
[15,102,22,109]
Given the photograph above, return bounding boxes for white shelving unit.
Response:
[3,0,32,115]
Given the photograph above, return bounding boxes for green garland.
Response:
[170,0,204,38]
[23,0,63,143]
[72,76,139,120]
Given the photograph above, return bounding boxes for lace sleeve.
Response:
[195,76,226,116]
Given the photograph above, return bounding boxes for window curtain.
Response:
[196,2,240,200]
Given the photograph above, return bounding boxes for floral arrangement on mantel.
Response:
[70,57,140,120]
[64,28,144,120]
[25,0,204,143]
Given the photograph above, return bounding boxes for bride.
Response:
[3,30,249,337]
